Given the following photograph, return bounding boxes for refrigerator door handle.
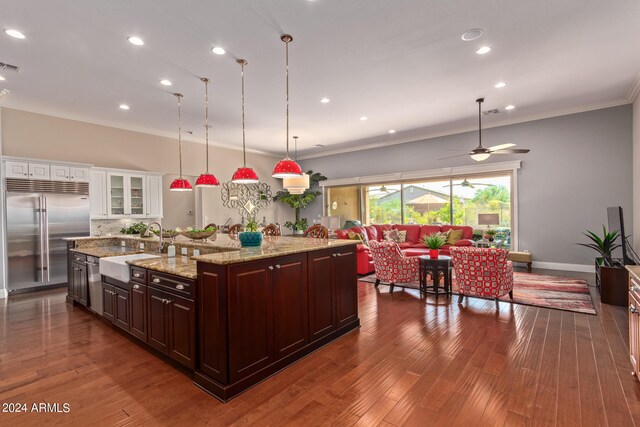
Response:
[39,195,45,283]
[44,196,50,282]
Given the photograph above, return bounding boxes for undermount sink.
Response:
[99,253,160,283]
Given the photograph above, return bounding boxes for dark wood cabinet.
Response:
[273,255,308,359]
[113,286,130,332]
[71,261,88,306]
[130,282,147,341]
[308,251,336,341]
[102,283,116,323]
[147,286,196,369]
[332,249,358,328]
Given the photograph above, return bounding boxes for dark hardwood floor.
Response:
[1,268,639,426]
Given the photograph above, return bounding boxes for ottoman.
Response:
[508,251,532,272]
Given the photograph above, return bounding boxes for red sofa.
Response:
[335,224,474,275]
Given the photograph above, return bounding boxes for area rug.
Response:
[359,272,596,315]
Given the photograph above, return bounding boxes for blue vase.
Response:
[239,231,263,247]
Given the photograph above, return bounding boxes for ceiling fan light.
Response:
[231,167,259,184]
[169,178,193,191]
[195,173,220,187]
[470,153,490,162]
[272,158,303,178]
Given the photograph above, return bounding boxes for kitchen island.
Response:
[66,234,359,402]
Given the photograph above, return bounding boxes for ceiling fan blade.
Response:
[491,148,530,154]
[487,143,516,151]
[438,153,473,160]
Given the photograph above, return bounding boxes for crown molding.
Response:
[300,98,630,160]
[0,104,278,158]
[627,71,640,103]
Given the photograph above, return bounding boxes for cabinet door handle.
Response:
[133,273,141,278]
[133,284,140,290]
[275,264,281,269]
[268,266,274,270]
[153,278,161,283]
[175,284,184,290]
[631,306,638,314]
[165,299,172,305]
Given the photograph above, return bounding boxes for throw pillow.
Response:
[347,231,368,246]
[384,229,407,243]
[438,230,451,241]
[447,228,464,244]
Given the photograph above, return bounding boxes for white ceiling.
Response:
[1,0,640,158]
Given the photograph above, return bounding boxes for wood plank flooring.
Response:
[0,269,638,426]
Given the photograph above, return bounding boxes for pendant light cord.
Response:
[175,93,184,178]
[478,98,483,148]
[285,38,290,159]
[293,136,298,161]
[203,78,210,173]
[240,60,247,167]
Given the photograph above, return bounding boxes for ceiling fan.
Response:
[440,98,530,161]
[444,178,493,188]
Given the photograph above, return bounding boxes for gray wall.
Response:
[301,105,633,266]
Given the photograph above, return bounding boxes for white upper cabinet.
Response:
[146,174,163,218]
[50,165,70,181]
[98,168,162,219]
[28,163,50,180]
[5,161,29,178]
[70,167,90,182]
[4,159,89,182]
[90,169,108,218]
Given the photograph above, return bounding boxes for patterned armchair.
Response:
[369,241,420,292]
[449,247,514,306]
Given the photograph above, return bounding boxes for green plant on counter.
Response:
[423,232,447,249]
[274,170,326,232]
[245,217,259,233]
[577,226,620,266]
[120,222,148,235]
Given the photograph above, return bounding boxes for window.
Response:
[365,184,401,224]
[401,179,451,224]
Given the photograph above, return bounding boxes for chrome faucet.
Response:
[144,222,165,253]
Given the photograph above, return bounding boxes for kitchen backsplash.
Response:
[91,218,161,236]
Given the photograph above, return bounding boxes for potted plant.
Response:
[274,170,326,235]
[238,217,263,247]
[577,226,620,266]
[483,229,497,242]
[423,232,447,259]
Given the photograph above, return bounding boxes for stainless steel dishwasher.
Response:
[85,256,102,315]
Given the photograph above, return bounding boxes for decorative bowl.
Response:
[180,230,216,241]
[238,231,263,247]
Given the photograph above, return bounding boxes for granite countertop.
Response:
[626,265,640,281]
[192,235,357,265]
[128,255,198,279]
[70,246,143,258]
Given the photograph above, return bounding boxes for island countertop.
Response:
[191,235,357,265]
[70,246,143,258]
[127,255,198,279]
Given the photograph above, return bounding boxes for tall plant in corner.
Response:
[577,226,620,266]
[274,170,327,233]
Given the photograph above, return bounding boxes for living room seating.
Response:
[335,223,474,275]
[262,224,280,236]
[303,224,329,238]
[449,247,514,307]
[369,241,420,292]
[227,223,243,235]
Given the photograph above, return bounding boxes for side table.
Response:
[418,255,453,297]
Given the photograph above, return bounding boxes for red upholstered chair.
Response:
[449,247,514,307]
[369,241,420,292]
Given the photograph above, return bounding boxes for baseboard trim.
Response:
[0,288,7,299]
[532,261,595,273]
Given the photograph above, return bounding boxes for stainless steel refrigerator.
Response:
[6,179,90,294]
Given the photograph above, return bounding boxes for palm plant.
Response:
[423,233,447,249]
[577,226,620,265]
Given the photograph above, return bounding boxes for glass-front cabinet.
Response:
[107,172,146,218]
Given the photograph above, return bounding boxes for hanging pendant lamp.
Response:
[283,136,310,193]
[195,77,220,187]
[169,93,193,191]
[272,34,303,179]
[231,59,259,184]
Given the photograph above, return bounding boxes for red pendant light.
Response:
[195,77,220,187]
[272,34,303,179]
[169,93,193,192]
[232,59,259,184]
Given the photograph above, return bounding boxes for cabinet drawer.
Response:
[130,267,147,284]
[72,253,87,263]
[149,272,195,299]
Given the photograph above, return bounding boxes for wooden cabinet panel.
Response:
[273,254,308,359]
[168,295,196,369]
[630,277,640,379]
[130,283,147,342]
[113,287,130,332]
[146,174,163,218]
[28,163,50,180]
[5,161,29,178]
[69,167,90,182]
[102,283,115,323]
[148,288,170,354]
[199,269,228,383]
[71,261,88,306]
[228,260,274,382]
[308,251,336,341]
[90,170,108,218]
[332,249,358,328]
[50,165,70,181]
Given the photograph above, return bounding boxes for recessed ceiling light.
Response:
[388,129,396,134]
[159,79,172,86]
[119,104,130,110]
[494,82,506,88]
[505,105,515,110]
[211,46,225,55]
[0,75,5,81]
[476,46,491,55]
[320,97,330,103]
[127,36,144,46]
[5,29,26,39]
[315,144,325,148]
[360,116,368,121]
[461,28,483,41]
